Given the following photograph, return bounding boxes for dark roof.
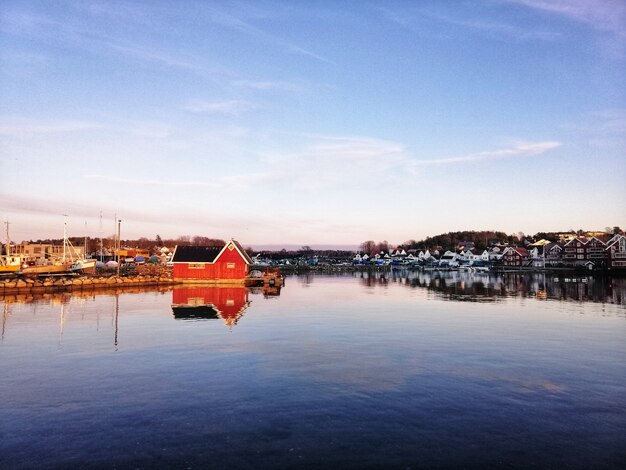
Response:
[171,245,222,262]
[172,306,219,320]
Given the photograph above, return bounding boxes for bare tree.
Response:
[360,240,376,255]
[376,240,389,254]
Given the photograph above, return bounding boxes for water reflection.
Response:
[352,269,626,305]
[0,285,282,347]
[171,285,282,327]
[171,286,250,326]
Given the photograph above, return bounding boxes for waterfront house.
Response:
[544,243,564,266]
[171,239,253,283]
[562,236,608,267]
[439,251,459,267]
[605,234,626,270]
[502,247,530,267]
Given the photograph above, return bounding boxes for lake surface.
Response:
[1,271,625,469]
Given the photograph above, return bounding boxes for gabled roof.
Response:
[605,234,626,250]
[564,237,588,247]
[504,246,529,256]
[171,239,253,264]
[172,245,222,262]
[231,240,253,264]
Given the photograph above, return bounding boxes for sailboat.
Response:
[70,222,97,274]
[21,218,74,275]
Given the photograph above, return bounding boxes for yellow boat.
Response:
[0,254,22,273]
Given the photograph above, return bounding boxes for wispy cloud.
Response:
[233,80,299,92]
[511,0,626,38]
[413,141,561,165]
[84,174,219,187]
[202,6,334,64]
[380,5,560,41]
[0,118,102,137]
[182,99,254,115]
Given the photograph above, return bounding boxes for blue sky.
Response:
[1,0,624,248]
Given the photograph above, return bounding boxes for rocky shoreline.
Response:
[0,274,179,295]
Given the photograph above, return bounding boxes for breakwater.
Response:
[0,274,179,296]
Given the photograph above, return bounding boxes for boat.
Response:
[70,258,97,274]
[69,228,98,274]
[21,217,93,276]
[0,253,22,273]
[21,262,72,275]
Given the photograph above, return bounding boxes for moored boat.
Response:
[71,258,97,274]
[21,262,72,275]
[0,254,22,273]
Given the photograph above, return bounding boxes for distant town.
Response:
[3,226,625,272]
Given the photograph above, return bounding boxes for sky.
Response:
[1,0,625,249]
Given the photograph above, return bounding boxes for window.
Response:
[227,263,236,269]
[188,263,205,269]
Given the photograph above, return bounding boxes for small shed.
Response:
[171,239,253,283]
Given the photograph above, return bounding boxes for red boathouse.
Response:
[171,239,253,283]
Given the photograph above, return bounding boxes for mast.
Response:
[62,214,68,263]
[4,220,9,257]
[99,211,103,262]
[84,220,88,259]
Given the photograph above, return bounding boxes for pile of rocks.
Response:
[0,275,179,294]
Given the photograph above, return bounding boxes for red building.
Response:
[171,239,253,283]
[502,247,530,267]
[562,236,608,267]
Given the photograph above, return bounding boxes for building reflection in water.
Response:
[171,285,281,327]
[354,269,626,306]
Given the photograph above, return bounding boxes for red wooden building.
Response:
[171,239,253,283]
[502,247,530,267]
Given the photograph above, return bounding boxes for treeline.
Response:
[401,230,513,252]
[361,227,623,255]
[25,235,227,253]
[255,246,354,260]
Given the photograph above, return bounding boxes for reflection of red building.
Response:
[171,286,249,326]
[171,240,252,283]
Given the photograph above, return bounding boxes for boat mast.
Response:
[4,220,9,256]
[84,220,88,259]
[62,214,68,263]
[99,211,103,262]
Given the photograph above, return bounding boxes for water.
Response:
[1,271,625,469]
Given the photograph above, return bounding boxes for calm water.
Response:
[1,271,625,469]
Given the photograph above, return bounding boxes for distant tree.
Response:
[360,240,376,255]
[300,245,313,257]
[191,236,225,246]
[614,226,623,235]
[533,232,558,243]
[155,234,163,246]
[401,239,418,250]
[176,235,191,244]
[376,240,389,254]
